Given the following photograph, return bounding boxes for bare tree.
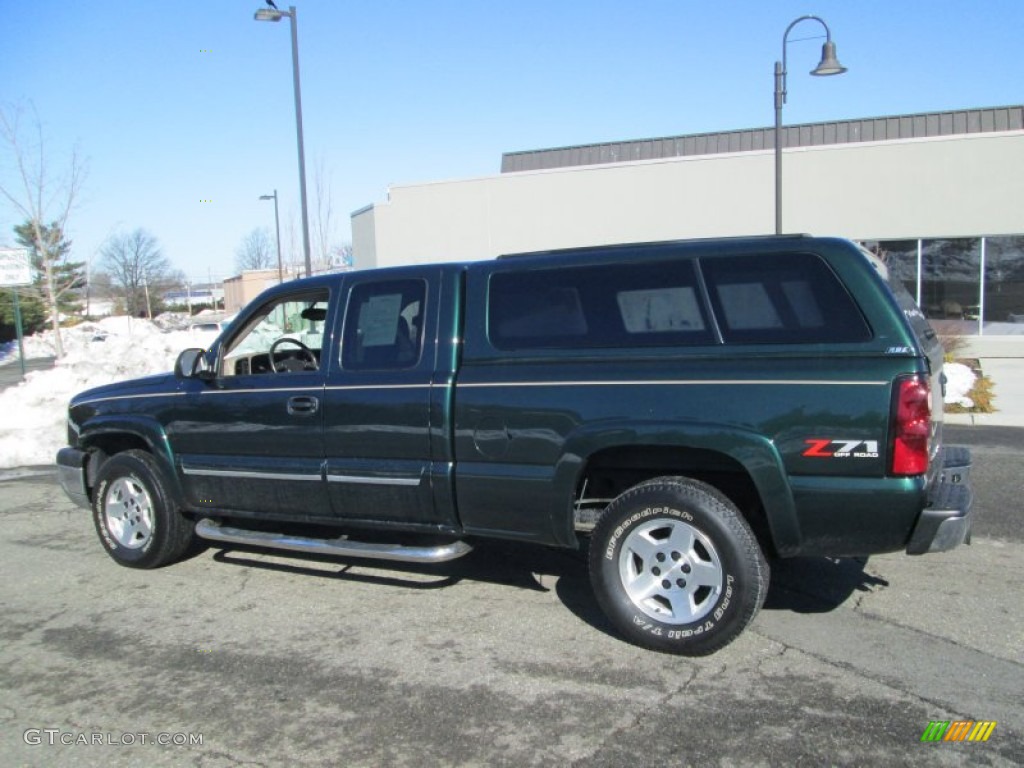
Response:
[283,206,300,276]
[0,103,86,357]
[100,229,171,317]
[235,227,274,271]
[312,154,335,270]
[87,270,115,301]
[330,243,354,269]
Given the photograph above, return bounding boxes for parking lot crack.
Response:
[568,665,698,767]
[852,605,1022,667]
[754,642,790,675]
[749,622,1020,727]
[233,568,252,597]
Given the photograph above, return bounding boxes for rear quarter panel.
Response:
[454,238,931,556]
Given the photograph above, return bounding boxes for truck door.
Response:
[322,269,454,528]
[172,286,334,518]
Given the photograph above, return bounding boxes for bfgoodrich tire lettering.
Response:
[589,476,768,655]
[92,450,194,569]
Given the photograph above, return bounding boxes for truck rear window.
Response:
[488,250,872,350]
[488,260,714,350]
[700,252,872,344]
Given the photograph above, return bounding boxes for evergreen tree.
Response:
[14,220,85,317]
[0,289,46,343]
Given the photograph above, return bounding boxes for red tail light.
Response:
[891,376,931,476]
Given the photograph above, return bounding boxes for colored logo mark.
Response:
[920,720,997,742]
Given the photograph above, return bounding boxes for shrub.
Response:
[945,373,996,414]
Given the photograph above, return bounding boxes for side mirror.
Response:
[175,348,215,380]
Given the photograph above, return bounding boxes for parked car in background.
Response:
[188,316,229,348]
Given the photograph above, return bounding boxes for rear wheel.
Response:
[92,450,193,569]
[589,476,768,655]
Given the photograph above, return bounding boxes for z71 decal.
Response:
[803,439,880,459]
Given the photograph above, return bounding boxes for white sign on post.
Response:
[0,248,32,287]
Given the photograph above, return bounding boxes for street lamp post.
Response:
[254,5,313,278]
[774,15,847,235]
[259,190,284,283]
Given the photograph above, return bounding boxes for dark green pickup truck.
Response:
[56,235,972,655]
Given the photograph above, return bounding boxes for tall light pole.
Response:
[254,5,313,278]
[774,15,847,235]
[259,190,284,283]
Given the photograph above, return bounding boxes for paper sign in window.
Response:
[618,287,705,332]
[358,294,403,347]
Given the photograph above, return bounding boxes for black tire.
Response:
[589,476,768,655]
[91,450,194,569]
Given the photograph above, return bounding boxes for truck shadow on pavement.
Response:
[763,556,889,613]
[208,539,889,641]
[210,538,586,590]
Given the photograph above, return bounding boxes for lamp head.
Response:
[811,40,847,76]
[254,9,285,22]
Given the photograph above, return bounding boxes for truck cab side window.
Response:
[220,291,329,376]
[342,279,426,370]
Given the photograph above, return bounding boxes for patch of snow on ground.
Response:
[0,318,199,468]
[943,362,976,408]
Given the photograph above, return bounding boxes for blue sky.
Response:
[2,0,1022,284]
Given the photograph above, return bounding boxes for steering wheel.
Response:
[269,337,318,373]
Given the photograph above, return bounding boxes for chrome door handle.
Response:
[287,396,319,416]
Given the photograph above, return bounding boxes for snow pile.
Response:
[0,317,204,468]
[943,362,977,409]
[0,328,60,363]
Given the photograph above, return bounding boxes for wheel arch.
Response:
[556,421,801,557]
[78,416,186,509]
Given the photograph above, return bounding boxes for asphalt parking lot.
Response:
[1,424,1021,767]
[0,356,55,390]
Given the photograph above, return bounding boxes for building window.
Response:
[869,240,919,304]
[984,236,1024,325]
[868,234,1024,334]
[920,238,981,322]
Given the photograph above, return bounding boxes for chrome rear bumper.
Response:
[906,445,973,555]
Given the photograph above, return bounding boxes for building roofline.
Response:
[500,104,1024,173]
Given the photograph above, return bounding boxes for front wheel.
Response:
[589,476,768,655]
[92,450,194,569]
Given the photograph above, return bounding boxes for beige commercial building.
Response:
[352,105,1024,332]
[223,269,290,314]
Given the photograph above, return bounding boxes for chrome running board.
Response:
[194,518,473,564]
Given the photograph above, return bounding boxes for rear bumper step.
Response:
[939,445,971,485]
[194,518,473,564]
[905,445,974,555]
